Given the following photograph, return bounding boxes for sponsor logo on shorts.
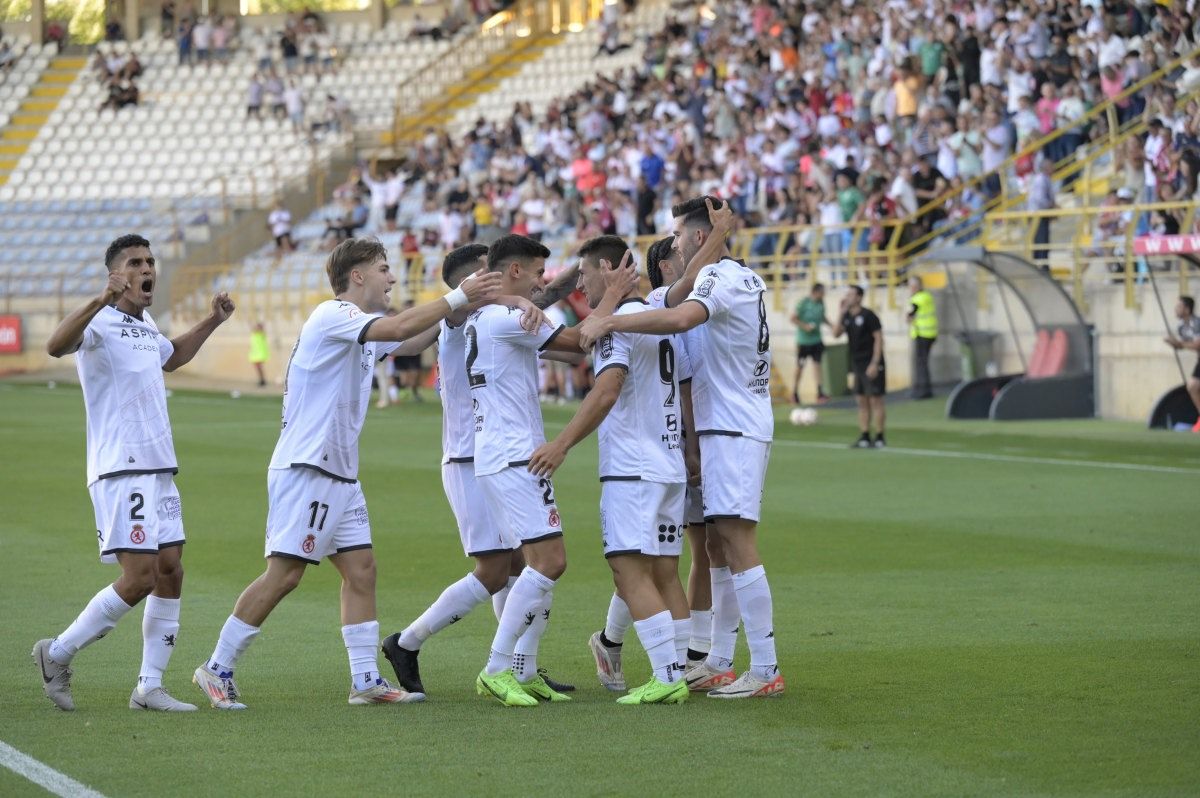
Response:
[657,524,679,544]
[163,496,182,520]
[130,524,146,545]
[302,533,316,554]
[548,509,560,528]
[354,506,368,526]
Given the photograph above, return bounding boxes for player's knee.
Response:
[348,558,376,591]
[704,532,724,562]
[473,560,510,594]
[533,551,567,581]
[156,559,184,591]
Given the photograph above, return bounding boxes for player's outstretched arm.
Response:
[364,270,502,342]
[578,301,708,350]
[46,271,127,356]
[163,292,235,371]
[534,261,580,310]
[664,198,735,307]
[527,366,626,478]
[392,322,441,356]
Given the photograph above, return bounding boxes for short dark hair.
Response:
[670,195,725,231]
[646,236,675,290]
[487,233,550,272]
[326,237,387,294]
[577,235,629,271]
[849,284,865,299]
[1183,295,1195,314]
[442,243,488,289]
[105,234,151,270]
[812,282,825,293]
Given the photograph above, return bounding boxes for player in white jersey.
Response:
[193,237,503,709]
[381,245,601,698]
[579,196,785,699]
[34,234,234,712]
[467,234,598,707]
[581,210,738,692]
[525,236,688,704]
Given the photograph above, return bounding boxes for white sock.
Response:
[688,609,712,654]
[207,615,260,676]
[138,596,180,694]
[732,565,778,680]
[398,574,490,651]
[603,592,631,645]
[706,567,739,671]
[342,620,381,691]
[485,567,554,675]
[513,589,553,682]
[492,576,517,622]
[633,611,679,683]
[49,584,133,664]
[672,617,690,670]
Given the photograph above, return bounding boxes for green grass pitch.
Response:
[1,382,1197,796]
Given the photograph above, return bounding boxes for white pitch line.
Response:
[773,439,1200,475]
[0,740,107,798]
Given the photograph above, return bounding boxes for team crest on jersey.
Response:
[598,334,613,359]
[130,524,146,545]
[548,509,560,528]
[695,276,716,298]
[302,534,316,554]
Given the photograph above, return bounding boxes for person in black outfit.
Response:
[832,285,886,448]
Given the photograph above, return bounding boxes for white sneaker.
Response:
[32,639,74,711]
[130,686,198,711]
[707,670,785,699]
[193,665,247,710]
[587,631,625,692]
[348,678,425,705]
[683,661,736,692]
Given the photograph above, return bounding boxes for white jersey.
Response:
[647,285,696,383]
[592,299,687,484]
[465,303,563,477]
[684,258,774,442]
[75,305,177,485]
[269,300,400,482]
[437,319,474,464]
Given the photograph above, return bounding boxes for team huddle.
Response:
[32,195,784,712]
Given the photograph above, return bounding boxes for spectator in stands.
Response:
[284,79,305,133]
[280,29,299,74]
[265,70,285,120]
[212,16,231,64]
[247,73,264,119]
[0,40,17,72]
[105,17,125,43]
[192,16,212,66]
[176,17,193,66]
[252,27,273,72]
[99,79,139,113]
[46,20,66,52]
[1028,159,1056,266]
[161,0,175,38]
[267,201,296,254]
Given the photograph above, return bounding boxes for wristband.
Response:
[445,286,469,311]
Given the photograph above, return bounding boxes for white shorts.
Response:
[698,435,771,523]
[478,466,563,545]
[600,480,686,558]
[90,472,185,564]
[685,486,705,527]
[442,461,518,557]
[264,468,372,565]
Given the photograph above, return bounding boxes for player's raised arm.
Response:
[542,258,637,353]
[46,271,127,357]
[664,198,735,307]
[528,363,626,478]
[364,269,502,342]
[163,292,236,371]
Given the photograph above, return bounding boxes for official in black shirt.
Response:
[832,285,886,448]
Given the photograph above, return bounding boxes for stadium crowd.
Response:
[286,0,1200,265]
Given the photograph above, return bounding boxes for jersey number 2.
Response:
[465,326,486,387]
